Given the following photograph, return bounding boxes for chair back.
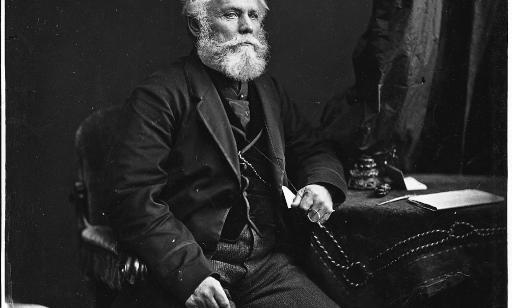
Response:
[72,106,148,292]
[74,106,122,226]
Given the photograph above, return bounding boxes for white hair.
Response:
[181,0,269,20]
[181,0,209,21]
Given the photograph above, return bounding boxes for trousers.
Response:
[212,225,339,308]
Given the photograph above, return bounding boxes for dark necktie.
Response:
[227,99,250,130]
[226,82,249,130]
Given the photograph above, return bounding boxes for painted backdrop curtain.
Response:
[324,0,506,175]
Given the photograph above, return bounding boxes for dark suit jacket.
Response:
[106,52,347,302]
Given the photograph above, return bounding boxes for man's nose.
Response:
[238,15,254,34]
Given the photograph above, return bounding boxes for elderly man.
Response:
[107,0,347,307]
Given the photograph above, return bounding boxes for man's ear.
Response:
[187,17,201,37]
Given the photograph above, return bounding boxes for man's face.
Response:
[208,0,264,44]
[195,0,269,82]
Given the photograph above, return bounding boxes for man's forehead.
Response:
[212,0,266,11]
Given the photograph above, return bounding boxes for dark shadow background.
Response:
[6,0,372,306]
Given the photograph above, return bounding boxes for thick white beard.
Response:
[196,27,269,82]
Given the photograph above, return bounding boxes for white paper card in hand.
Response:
[404,176,428,190]
[408,189,504,211]
[282,186,295,208]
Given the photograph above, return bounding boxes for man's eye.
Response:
[249,12,259,20]
[224,12,238,19]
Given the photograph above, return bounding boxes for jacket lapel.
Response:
[184,54,241,181]
[253,76,286,186]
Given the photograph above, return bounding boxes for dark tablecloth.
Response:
[306,174,506,308]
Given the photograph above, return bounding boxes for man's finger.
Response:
[310,198,332,218]
[318,210,333,225]
[308,198,324,213]
[291,188,304,208]
[186,276,227,308]
[213,287,231,308]
[204,292,220,308]
[298,190,314,211]
[185,295,199,308]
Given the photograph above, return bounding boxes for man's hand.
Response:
[291,184,334,224]
[185,276,231,308]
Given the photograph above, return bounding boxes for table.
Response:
[307,174,506,308]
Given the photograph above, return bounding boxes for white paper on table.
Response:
[282,186,295,208]
[404,176,428,191]
[408,189,504,211]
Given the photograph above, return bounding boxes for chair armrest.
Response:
[80,218,148,290]
[81,218,118,254]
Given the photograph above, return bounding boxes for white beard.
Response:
[196,27,269,82]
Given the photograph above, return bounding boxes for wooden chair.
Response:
[71,106,147,304]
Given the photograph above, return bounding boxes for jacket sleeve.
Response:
[274,78,348,205]
[106,73,214,303]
